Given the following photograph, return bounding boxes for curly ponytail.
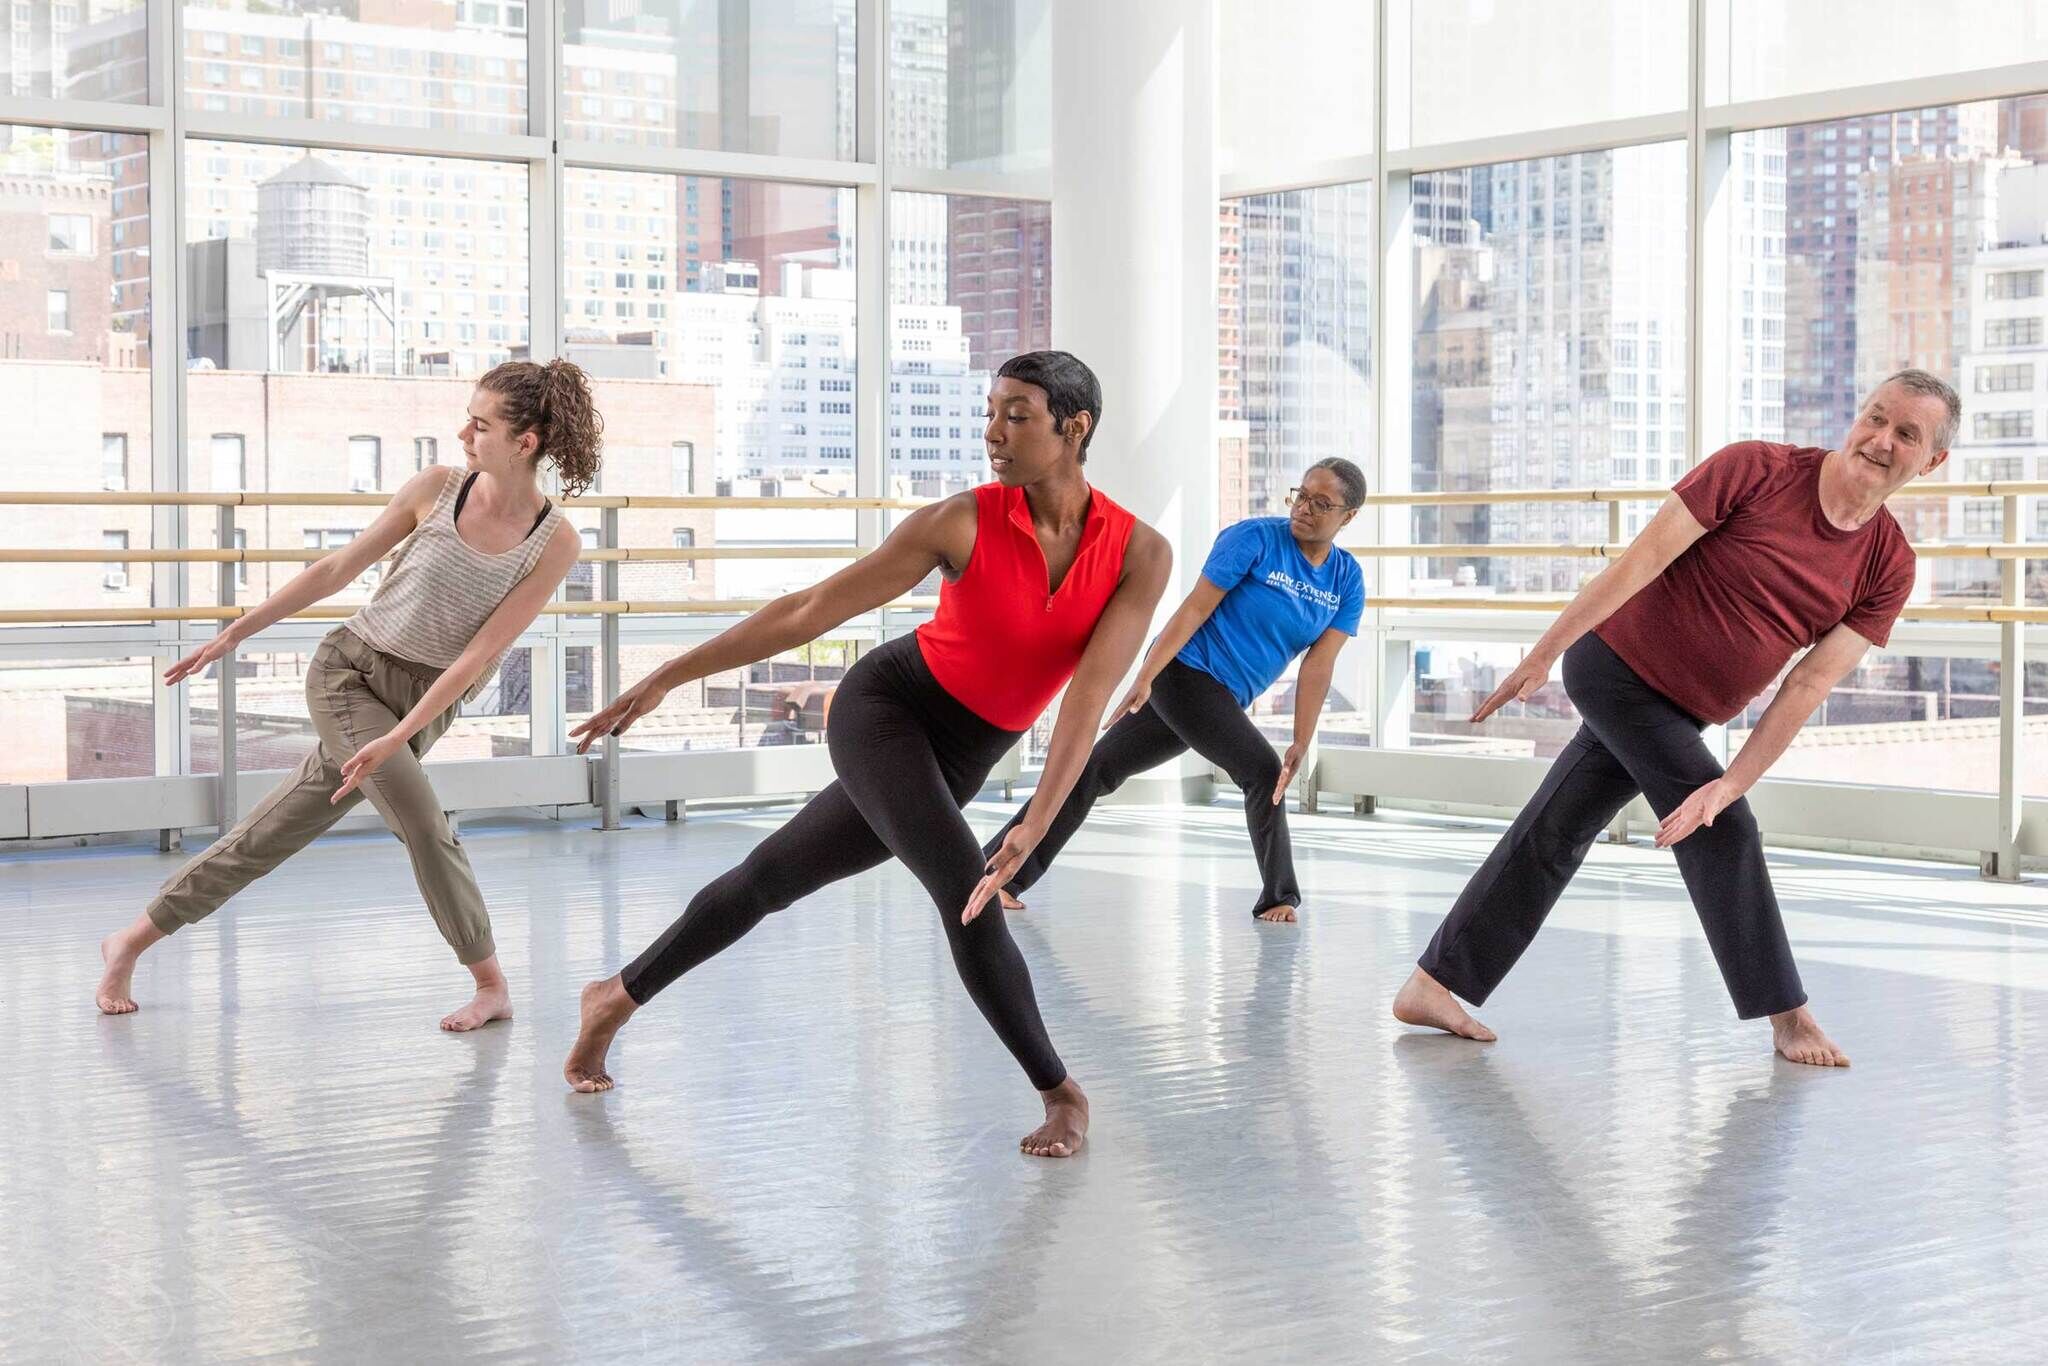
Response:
[477,358,605,498]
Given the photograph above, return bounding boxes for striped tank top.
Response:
[344,468,565,701]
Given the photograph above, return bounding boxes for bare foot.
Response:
[1256,903,1298,923]
[564,975,637,1093]
[95,916,163,1015]
[441,984,513,1032]
[96,934,140,1015]
[1392,966,1497,1043]
[1771,1006,1849,1067]
[1020,1077,1089,1158]
[1000,889,1026,911]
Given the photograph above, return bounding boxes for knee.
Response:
[1236,750,1284,799]
[1709,797,1760,843]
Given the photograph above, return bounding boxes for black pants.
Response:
[620,635,1066,1091]
[1418,633,1805,1020]
[986,658,1300,918]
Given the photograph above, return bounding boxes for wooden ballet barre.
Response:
[14,540,2048,566]
[0,490,928,510]
[1343,542,2048,560]
[0,545,871,564]
[1368,595,2048,624]
[6,482,2048,510]
[0,597,943,626]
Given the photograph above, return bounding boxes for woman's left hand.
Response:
[332,734,405,806]
[1655,777,1743,848]
[964,825,1040,924]
[1273,741,1307,806]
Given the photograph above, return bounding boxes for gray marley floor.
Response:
[3,800,2045,1362]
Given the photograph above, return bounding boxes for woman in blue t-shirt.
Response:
[984,457,1367,922]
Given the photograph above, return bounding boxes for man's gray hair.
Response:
[1879,368,1960,451]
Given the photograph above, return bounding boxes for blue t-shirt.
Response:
[1175,517,1365,706]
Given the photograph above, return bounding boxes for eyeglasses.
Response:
[1288,487,1346,517]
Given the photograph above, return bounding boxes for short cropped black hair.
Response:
[1308,456,1368,509]
[996,350,1103,461]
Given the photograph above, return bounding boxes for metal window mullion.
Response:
[597,509,621,830]
[1371,0,1414,762]
[854,0,889,558]
[1703,58,2048,138]
[181,110,550,164]
[890,165,1049,200]
[213,505,237,833]
[149,0,191,788]
[0,94,169,134]
[1993,494,2025,880]
[555,139,874,188]
[1386,110,1692,177]
[1221,154,1381,202]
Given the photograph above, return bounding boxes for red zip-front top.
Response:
[915,481,1138,731]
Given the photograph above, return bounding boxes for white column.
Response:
[1051,0,1217,595]
[1049,0,1218,805]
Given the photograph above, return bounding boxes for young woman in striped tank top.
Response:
[563,351,1171,1159]
[95,360,598,1033]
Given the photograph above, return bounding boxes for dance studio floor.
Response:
[4,799,2045,1362]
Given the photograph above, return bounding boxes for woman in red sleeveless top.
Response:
[564,351,1170,1158]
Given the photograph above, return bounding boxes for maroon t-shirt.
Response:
[1595,442,1916,725]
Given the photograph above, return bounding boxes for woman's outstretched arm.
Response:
[570,492,976,752]
[163,469,447,686]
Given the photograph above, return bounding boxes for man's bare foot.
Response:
[1771,1006,1849,1067]
[1020,1076,1089,1158]
[95,915,164,1015]
[1256,903,1298,923]
[564,974,637,1093]
[999,889,1026,911]
[441,985,513,1032]
[1392,966,1497,1043]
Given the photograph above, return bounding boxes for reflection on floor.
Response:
[3,801,2044,1361]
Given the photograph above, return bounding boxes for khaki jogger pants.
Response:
[146,626,497,966]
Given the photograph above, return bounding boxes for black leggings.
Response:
[986,658,1299,917]
[1419,633,1805,1020]
[620,634,1066,1091]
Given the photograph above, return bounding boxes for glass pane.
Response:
[181,2,528,134]
[1718,2,2048,105]
[1402,641,1579,754]
[1737,99,2046,606]
[189,645,536,774]
[888,192,1051,497]
[190,649,314,777]
[1219,183,1374,525]
[562,167,856,621]
[1218,0,1373,177]
[183,141,529,610]
[888,0,1050,174]
[1408,143,1689,606]
[572,642,856,753]
[1408,1,1687,147]
[562,0,856,159]
[0,126,154,623]
[442,646,533,759]
[1731,651,2048,795]
[0,658,159,781]
[2,1,148,101]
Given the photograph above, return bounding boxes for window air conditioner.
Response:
[103,570,129,590]
[350,477,376,492]
[102,474,127,491]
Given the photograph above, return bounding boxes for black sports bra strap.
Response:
[453,470,550,537]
